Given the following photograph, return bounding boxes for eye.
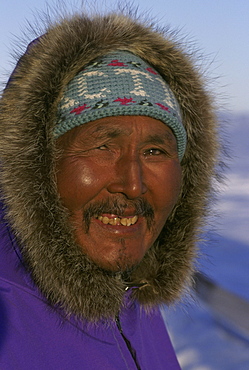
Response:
[96,144,108,150]
[144,148,165,156]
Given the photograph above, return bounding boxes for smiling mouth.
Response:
[96,215,138,226]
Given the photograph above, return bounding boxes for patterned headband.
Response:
[56,51,187,160]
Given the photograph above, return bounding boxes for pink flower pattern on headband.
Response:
[108,59,128,67]
[113,97,137,105]
[155,103,170,112]
[70,104,91,115]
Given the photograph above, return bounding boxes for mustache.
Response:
[83,197,155,232]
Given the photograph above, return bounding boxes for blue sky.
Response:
[0,0,248,113]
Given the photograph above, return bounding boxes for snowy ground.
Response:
[162,112,249,369]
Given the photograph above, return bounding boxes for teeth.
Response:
[120,218,127,226]
[97,215,138,226]
[102,217,109,224]
[113,217,119,225]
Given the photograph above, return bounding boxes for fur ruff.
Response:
[0,10,220,321]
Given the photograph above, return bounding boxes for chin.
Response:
[93,254,142,276]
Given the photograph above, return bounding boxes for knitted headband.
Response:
[56,51,187,160]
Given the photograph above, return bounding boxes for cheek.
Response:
[153,162,182,217]
[56,159,103,210]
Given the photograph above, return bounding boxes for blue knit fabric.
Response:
[56,51,186,160]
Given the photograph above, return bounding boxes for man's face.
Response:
[56,116,182,272]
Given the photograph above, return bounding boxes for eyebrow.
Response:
[90,125,129,139]
[144,132,176,146]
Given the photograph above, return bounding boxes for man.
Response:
[0,8,219,369]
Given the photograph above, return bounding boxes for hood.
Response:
[0,9,220,321]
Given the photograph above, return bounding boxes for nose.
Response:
[107,152,148,199]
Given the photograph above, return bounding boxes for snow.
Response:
[162,113,249,369]
[163,300,249,370]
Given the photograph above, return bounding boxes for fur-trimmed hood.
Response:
[0,10,220,321]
